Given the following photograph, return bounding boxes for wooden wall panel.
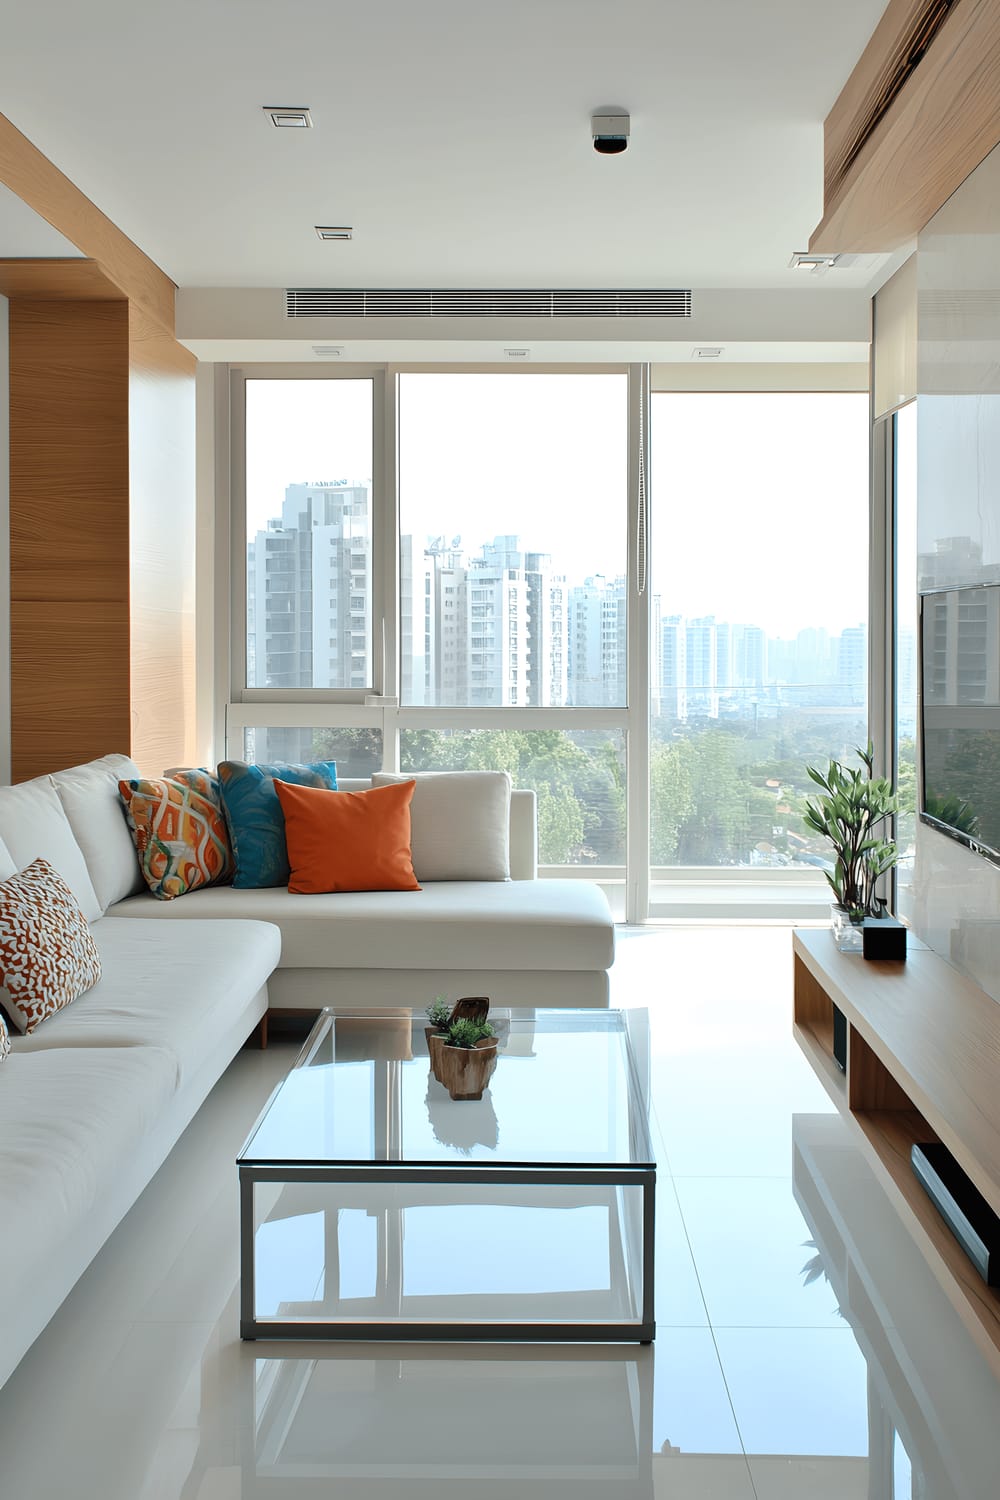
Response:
[10,602,131,778]
[811,0,1000,251]
[9,298,131,781]
[128,307,198,775]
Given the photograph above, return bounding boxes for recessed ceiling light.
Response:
[692,347,723,359]
[315,225,353,241]
[312,345,345,358]
[790,251,840,271]
[264,106,312,128]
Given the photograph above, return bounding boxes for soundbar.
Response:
[911,1142,1000,1286]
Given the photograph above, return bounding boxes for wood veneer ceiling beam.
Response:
[0,258,123,301]
[810,0,1000,253]
[0,111,175,333]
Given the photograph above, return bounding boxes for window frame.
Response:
[227,361,644,914]
[230,364,390,704]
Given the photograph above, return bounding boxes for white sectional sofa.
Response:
[108,773,616,1011]
[0,753,615,1391]
[0,753,284,1390]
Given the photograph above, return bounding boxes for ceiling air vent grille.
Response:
[285,288,692,319]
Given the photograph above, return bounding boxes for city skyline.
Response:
[247,480,889,716]
[244,379,871,638]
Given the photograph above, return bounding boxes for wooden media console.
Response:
[793,927,1000,1375]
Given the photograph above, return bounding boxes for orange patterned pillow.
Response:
[0,857,102,1034]
[118,770,234,900]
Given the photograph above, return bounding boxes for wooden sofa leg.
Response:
[259,1013,269,1050]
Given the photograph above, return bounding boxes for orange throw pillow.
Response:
[274,779,421,894]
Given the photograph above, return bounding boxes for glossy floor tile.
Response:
[673,1174,847,1328]
[1,925,999,1499]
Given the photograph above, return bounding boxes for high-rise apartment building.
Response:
[660,614,687,719]
[248,481,371,692]
[567,575,627,706]
[686,615,720,717]
[837,624,868,704]
[525,551,568,707]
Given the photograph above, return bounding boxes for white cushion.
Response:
[0,777,101,923]
[108,879,614,972]
[51,754,145,912]
[372,771,511,881]
[12,917,281,1087]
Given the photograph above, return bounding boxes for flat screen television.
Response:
[920,583,1000,864]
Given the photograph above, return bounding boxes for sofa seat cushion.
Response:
[107,880,614,972]
[11,918,281,1087]
[0,1044,178,1270]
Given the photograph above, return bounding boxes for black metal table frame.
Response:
[239,1160,656,1343]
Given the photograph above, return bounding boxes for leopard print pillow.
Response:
[0,857,102,1034]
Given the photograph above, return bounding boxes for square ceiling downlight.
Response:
[264,106,312,128]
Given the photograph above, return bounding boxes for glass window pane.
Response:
[400,728,625,867]
[243,727,383,779]
[245,379,374,689]
[894,403,918,920]
[649,392,870,872]
[399,374,628,708]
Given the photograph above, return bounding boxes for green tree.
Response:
[650,740,694,864]
[674,730,757,864]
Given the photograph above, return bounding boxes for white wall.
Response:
[0,292,9,785]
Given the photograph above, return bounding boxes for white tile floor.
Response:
[1,925,998,1498]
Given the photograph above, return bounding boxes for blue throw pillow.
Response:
[217,760,338,888]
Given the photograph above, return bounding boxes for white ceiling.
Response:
[0,182,82,258]
[0,0,894,296]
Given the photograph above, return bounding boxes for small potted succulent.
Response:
[425,996,500,1100]
[435,1017,499,1101]
[803,740,899,952]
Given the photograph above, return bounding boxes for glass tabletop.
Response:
[239,1008,655,1171]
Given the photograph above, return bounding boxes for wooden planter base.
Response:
[433,1038,498,1100]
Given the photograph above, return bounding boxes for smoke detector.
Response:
[591,109,630,155]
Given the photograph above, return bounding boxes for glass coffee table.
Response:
[238,1007,655,1342]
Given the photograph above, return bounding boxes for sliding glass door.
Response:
[647,392,870,917]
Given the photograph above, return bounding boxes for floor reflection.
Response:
[793,1112,1000,1500]
[244,1345,653,1496]
[3,931,1000,1499]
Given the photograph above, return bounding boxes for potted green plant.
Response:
[432,1016,499,1101]
[425,997,452,1039]
[803,741,899,953]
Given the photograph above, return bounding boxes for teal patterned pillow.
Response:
[218,760,338,888]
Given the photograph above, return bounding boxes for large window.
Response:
[649,392,870,900]
[398,373,628,709]
[243,378,374,691]
[232,371,873,919]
